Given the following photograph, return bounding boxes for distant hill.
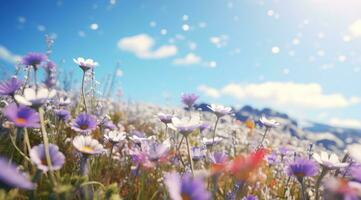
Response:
[194,103,361,150]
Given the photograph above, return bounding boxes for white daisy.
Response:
[15,87,56,107]
[73,57,98,71]
[313,151,348,169]
[73,135,104,155]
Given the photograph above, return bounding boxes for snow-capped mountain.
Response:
[195,103,361,150]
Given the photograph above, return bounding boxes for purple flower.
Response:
[164,172,211,200]
[71,113,97,134]
[43,61,57,88]
[242,195,258,200]
[0,76,22,96]
[192,147,205,161]
[54,109,70,121]
[279,146,289,156]
[266,152,277,165]
[350,165,361,182]
[0,157,34,190]
[323,177,361,200]
[209,151,228,164]
[181,93,198,108]
[130,140,170,168]
[157,112,173,124]
[22,52,47,67]
[3,103,40,128]
[30,143,65,173]
[199,122,211,133]
[286,157,318,182]
[101,119,116,130]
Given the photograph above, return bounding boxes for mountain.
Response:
[194,103,361,150]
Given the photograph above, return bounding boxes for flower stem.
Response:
[335,153,349,177]
[81,72,88,113]
[33,67,38,91]
[24,128,32,155]
[257,127,270,149]
[9,132,31,162]
[315,167,328,200]
[300,179,306,200]
[109,144,114,166]
[80,154,89,176]
[38,107,56,185]
[185,136,194,176]
[210,116,220,152]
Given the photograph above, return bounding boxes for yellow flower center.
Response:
[181,193,191,200]
[80,146,94,153]
[80,125,88,130]
[15,117,26,125]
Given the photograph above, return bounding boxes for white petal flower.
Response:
[348,144,361,163]
[169,116,202,136]
[74,57,98,71]
[207,104,232,117]
[202,137,223,146]
[15,87,56,107]
[104,130,126,144]
[73,135,104,155]
[313,151,348,169]
[259,115,280,128]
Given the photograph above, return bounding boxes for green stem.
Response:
[300,179,306,200]
[33,67,38,91]
[9,133,31,162]
[81,72,88,113]
[210,116,220,152]
[38,107,56,185]
[109,144,114,166]
[315,167,328,200]
[185,136,194,176]
[257,127,269,149]
[24,128,32,155]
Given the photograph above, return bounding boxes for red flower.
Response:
[227,148,268,180]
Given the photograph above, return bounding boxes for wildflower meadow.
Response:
[1,1,361,200]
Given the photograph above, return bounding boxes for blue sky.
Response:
[1,0,361,128]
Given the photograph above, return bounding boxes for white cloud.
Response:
[209,35,228,48]
[0,45,21,64]
[349,19,361,38]
[173,53,201,65]
[328,118,361,129]
[117,34,177,59]
[198,85,220,98]
[198,82,360,109]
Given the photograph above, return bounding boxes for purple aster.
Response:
[3,103,40,128]
[164,172,211,200]
[350,166,361,183]
[266,152,278,165]
[157,112,173,124]
[199,122,211,133]
[286,157,318,182]
[101,119,116,130]
[54,109,71,122]
[181,93,199,108]
[29,143,65,173]
[0,76,22,96]
[71,113,97,134]
[192,147,205,161]
[279,146,289,156]
[43,61,57,88]
[0,157,34,190]
[22,52,47,67]
[209,151,228,164]
[242,195,258,200]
